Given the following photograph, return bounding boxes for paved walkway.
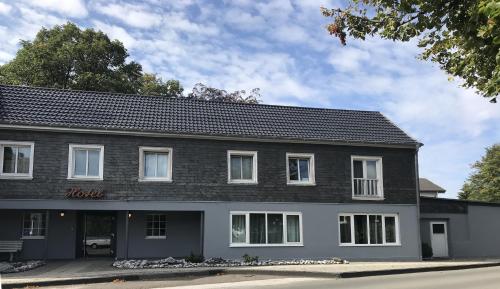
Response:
[2,259,500,286]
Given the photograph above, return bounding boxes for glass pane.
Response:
[144,153,157,177]
[432,224,445,234]
[339,216,351,243]
[2,146,16,173]
[288,158,298,181]
[287,215,300,243]
[249,213,266,244]
[354,215,368,244]
[299,159,309,181]
[230,156,241,179]
[74,150,87,176]
[87,149,100,176]
[353,160,363,178]
[241,156,253,179]
[231,215,246,243]
[369,215,383,244]
[366,160,377,179]
[156,153,168,177]
[385,216,396,243]
[267,214,283,244]
[17,146,31,174]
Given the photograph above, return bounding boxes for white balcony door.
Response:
[430,222,449,258]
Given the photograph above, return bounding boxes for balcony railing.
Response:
[353,178,380,197]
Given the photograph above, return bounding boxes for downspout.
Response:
[44,210,50,260]
[125,210,129,260]
[414,144,423,260]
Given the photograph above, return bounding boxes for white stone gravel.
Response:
[112,257,349,269]
[0,260,45,273]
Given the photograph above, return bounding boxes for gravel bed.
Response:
[0,260,45,273]
[113,257,349,269]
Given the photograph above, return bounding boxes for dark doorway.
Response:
[76,212,116,258]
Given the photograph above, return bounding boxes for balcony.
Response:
[353,178,382,198]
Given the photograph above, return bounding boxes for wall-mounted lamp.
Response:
[60,211,65,217]
[128,212,132,219]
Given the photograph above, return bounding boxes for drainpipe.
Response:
[415,145,423,261]
[125,210,129,260]
[44,210,50,260]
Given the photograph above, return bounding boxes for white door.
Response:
[430,222,449,258]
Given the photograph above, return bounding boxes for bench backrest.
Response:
[0,240,24,252]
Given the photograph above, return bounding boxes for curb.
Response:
[3,262,500,288]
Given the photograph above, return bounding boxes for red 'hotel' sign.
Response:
[65,187,104,199]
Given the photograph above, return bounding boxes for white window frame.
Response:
[145,213,167,239]
[67,144,104,180]
[138,147,173,182]
[0,141,35,180]
[338,213,400,246]
[227,150,258,184]
[351,156,384,200]
[286,153,315,185]
[229,211,303,247]
[22,212,47,239]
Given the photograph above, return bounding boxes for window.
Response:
[339,213,399,246]
[68,144,104,180]
[139,147,173,182]
[0,141,34,179]
[146,214,167,239]
[230,212,302,246]
[351,156,383,198]
[227,151,257,184]
[22,212,46,239]
[286,153,315,185]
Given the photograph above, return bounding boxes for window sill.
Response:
[339,243,401,247]
[67,177,103,181]
[227,181,258,185]
[0,175,33,180]
[287,182,316,186]
[21,236,45,240]
[229,243,303,248]
[352,196,385,201]
[145,236,167,240]
[139,179,172,183]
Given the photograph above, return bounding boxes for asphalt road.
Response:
[22,266,500,289]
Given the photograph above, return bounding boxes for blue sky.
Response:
[0,0,498,198]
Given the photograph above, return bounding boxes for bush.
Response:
[422,243,433,259]
[185,252,204,263]
[242,253,259,263]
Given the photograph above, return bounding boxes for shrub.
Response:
[422,243,433,259]
[242,253,259,263]
[185,252,204,263]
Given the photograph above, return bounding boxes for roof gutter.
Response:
[0,124,419,149]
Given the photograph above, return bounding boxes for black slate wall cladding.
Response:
[0,129,417,204]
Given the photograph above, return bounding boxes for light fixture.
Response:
[128,212,132,219]
[60,211,65,217]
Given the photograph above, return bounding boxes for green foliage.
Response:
[459,144,500,202]
[421,242,433,259]
[188,83,261,104]
[185,252,204,263]
[242,253,259,263]
[139,73,183,97]
[321,0,500,102]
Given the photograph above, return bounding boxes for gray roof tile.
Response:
[0,85,420,146]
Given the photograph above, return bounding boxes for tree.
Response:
[139,73,183,97]
[0,22,182,96]
[321,0,500,102]
[187,83,261,104]
[459,144,500,202]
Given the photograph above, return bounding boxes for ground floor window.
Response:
[338,213,399,246]
[230,212,302,246]
[146,214,167,239]
[22,212,46,238]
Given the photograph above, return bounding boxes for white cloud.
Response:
[20,0,88,18]
[92,20,137,49]
[0,2,12,15]
[327,47,370,72]
[95,3,162,29]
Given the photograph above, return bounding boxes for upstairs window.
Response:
[68,144,104,180]
[351,156,383,198]
[139,147,173,182]
[227,150,257,184]
[0,141,34,179]
[22,212,46,239]
[286,153,315,185]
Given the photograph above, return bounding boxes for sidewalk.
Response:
[2,259,500,288]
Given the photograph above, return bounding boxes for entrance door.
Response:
[81,212,116,257]
[430,222,448,258]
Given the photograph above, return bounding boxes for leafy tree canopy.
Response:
[459,144,500,202]
[321,0,500,102]
[188,83,261,104]
[139,73,184,97]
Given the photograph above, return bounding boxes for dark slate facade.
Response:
[0,129,417,204]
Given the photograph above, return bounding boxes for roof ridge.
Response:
[0,84,382,114]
